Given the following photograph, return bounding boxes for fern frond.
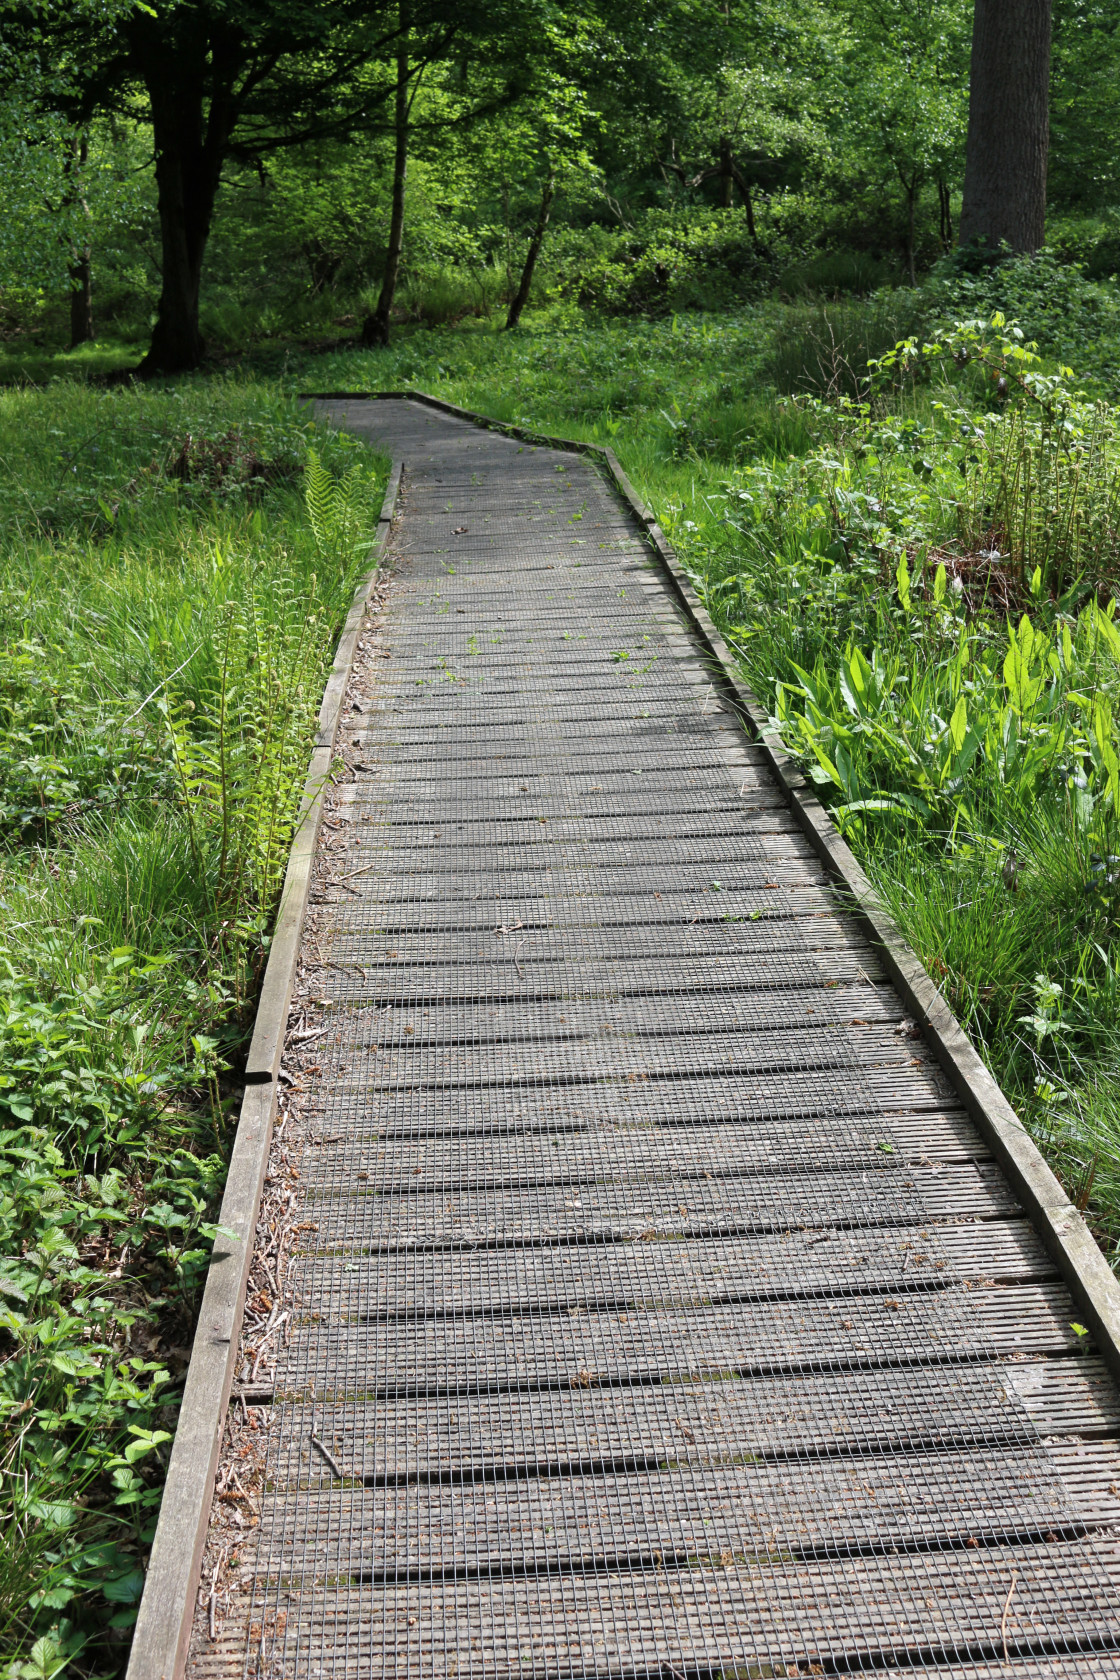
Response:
[304,449,335,557]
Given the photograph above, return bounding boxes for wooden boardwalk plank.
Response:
[274,1285,1085,1400]
[287,1221,1054,1319]
[298,1166,1012,1250]
[181,397,1120,1680]
[262,1359,1120,1483]
[255,1443,1120,1576]
[199,1545,1120,1677]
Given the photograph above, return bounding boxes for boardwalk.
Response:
[191,398,1120,1678]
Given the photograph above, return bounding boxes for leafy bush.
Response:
[546,209,778,317]
[928,251,1120,397]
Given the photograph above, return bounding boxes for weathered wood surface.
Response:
[183,399,1120,1679]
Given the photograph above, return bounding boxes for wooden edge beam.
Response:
[125,460,401,1680]
[306,387,1120,1389]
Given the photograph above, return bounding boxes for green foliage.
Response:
[765,290,929,397]
[928,251,1120,397]
[0,380,386,1675]
[1049,0,1120,213]
[0,98,78,297]
[546,209,779,316]
[0,0,1114,367]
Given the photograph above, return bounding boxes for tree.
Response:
[358,9,580,346]
[471,72,600,330]
[4,0,530,372]
[361,27,410,347]
[629,0,833,253]
[839,0,969,283]
[65,129,94,345]
[655,59,826,253]
[958,0,1051,254]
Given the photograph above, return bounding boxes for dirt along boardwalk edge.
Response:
[125,463,401,1680]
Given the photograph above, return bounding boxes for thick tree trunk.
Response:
[958,0,1051,255]
[138,67,230,374]
[362,41,408,349]
[505,172,555,330]
[67,133,94,347]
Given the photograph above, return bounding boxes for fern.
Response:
[304,448,335,559]
[305,449,371,563]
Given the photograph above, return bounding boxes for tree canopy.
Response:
[2,0,1116,368]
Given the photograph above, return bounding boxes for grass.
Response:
[0,377,386,1679]
[0,339,146,388]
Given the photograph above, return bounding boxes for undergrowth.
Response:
[0,379,385,1679]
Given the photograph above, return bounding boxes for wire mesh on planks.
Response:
[197,401,1120,1680]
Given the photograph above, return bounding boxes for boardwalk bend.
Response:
[171,397,1120,1677]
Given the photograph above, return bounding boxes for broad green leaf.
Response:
[895,556,911,611]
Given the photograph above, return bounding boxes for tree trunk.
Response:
[362,38,409,348]
[906,180,917,285]
[958,0,1051,255]
[137,54,232,375]
[741,176,757,243]
[729,160,763,249]
[718,135,734,209]
[70,250,94,347]
[67,132,94,348]
[937,178,953,253]
[505,171,555,330]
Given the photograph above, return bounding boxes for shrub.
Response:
[778,250,900,297]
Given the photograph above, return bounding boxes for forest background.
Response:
[4,0,1120,1674]
[3,0,1120,364]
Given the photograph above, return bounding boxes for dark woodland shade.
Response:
[959,0,1051,255]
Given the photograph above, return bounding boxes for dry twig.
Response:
[1000,1568,1019,1661]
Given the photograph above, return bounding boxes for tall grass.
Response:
[389,263,507,327]
[765,293,930,400]
[0,379,386,1678]
[958,396,1120,598]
